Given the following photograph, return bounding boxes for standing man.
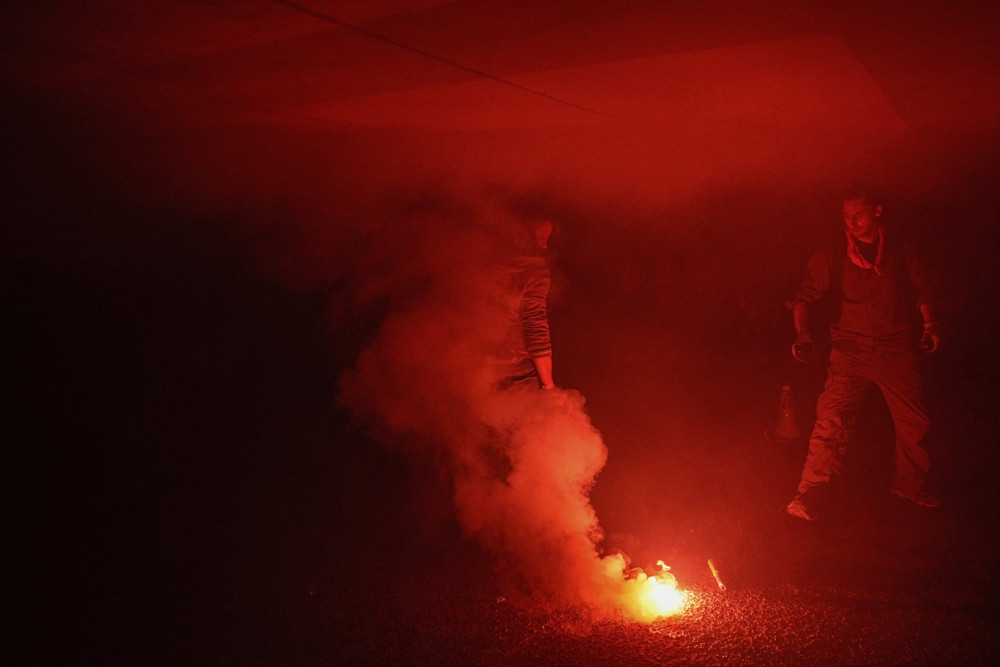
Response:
[497,218,556,391]
[785,189,941,521]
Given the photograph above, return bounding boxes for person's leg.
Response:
[873,343,932,498]
[795,341,872,498]
[796,373,870,496]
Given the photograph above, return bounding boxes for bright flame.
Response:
[648,572,685,615]
[606,556,686,622]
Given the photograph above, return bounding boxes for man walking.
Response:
[786,189,941,521]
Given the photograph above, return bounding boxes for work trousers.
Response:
[796,336,931,497]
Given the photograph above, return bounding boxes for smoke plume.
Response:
[337,192,646,617]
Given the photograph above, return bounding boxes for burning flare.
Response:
[604,555,686,622]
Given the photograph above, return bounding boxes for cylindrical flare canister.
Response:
[708,558,727,592]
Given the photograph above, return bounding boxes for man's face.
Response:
[842,196,882,242]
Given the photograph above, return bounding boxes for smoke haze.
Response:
[6,1,1000,646]
[332,194,646,615]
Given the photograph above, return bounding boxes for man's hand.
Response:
[792,331,815,364]
[532,355,554,390]
[920,322,940,353]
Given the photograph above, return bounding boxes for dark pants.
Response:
[796,336,931,497]
[498,365,541,391]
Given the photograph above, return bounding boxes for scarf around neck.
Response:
[846,227,884,275]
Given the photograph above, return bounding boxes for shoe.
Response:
[891,487,941,509]
[786,497,816,521]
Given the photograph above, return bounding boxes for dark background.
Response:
[5,1,999,663]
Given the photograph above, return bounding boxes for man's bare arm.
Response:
[532,355,554,389]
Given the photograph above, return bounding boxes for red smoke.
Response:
[337,197,673,618]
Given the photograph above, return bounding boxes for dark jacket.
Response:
[788,228,931,340]
[495,253,551,381]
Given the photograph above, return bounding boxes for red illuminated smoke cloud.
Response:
[338,198,644,614]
